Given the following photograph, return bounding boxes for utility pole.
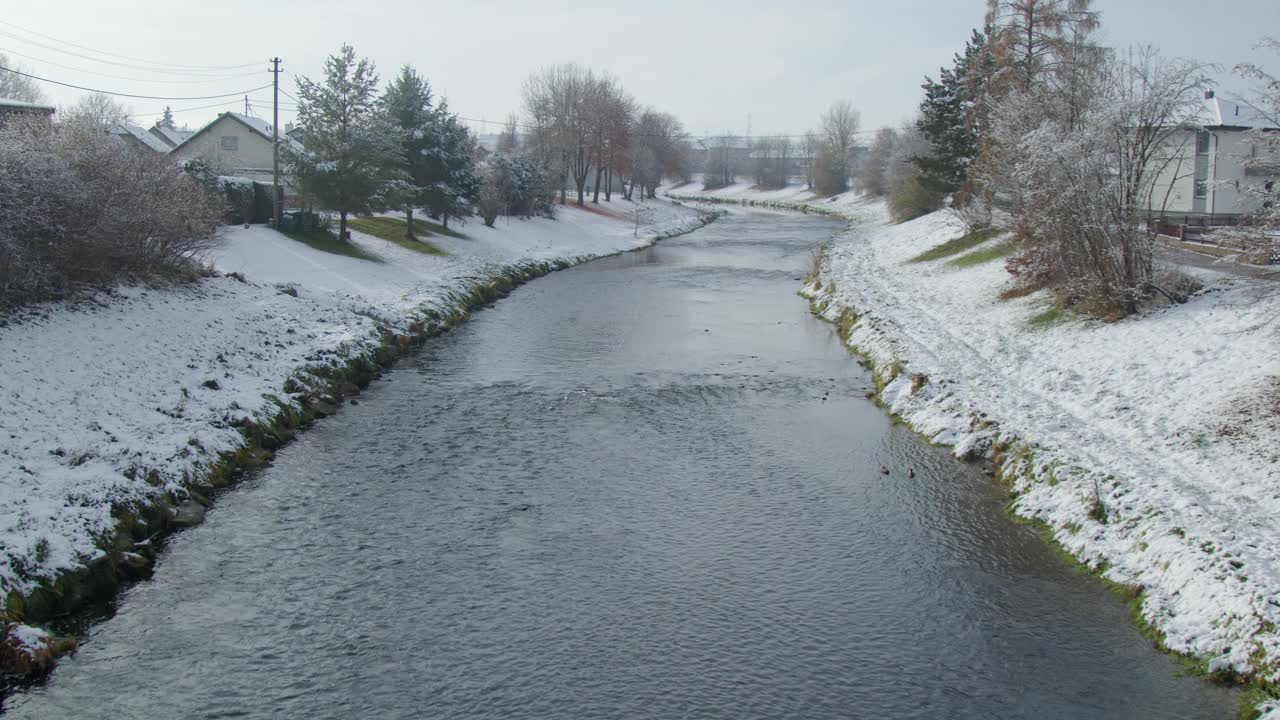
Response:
[244,95,250,115]
[270,57,281,228]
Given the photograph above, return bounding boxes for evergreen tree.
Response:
[421,99,480,229]
[283,44,404,242]
[381,65,435,239]
[913,28,992,195]
[157,106,176,130]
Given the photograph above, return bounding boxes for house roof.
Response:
[149,124,194,147]
[0,97,55,114]
[1194,97,1276,130]
[171,111,305,154]
[110,122,172,152]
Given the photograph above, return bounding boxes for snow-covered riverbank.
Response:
[667,181,1280,694]
[0,199,711,669]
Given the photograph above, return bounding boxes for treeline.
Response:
[877,1,1278,315]
[284,47,694,240]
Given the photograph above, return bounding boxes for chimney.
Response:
[1204,89,1215,100]
[285,122,294,133]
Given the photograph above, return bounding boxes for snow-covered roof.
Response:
[150,124,194,147]
[0,97,55,113]
[110,122,172,153]
[171,111,305,154]
[1193,96,1276,130]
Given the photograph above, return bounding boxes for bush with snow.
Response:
[0,118,223,308]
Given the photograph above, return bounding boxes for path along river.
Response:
[8,209,1236,719]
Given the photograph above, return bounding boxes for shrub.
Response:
[0,118,223,308]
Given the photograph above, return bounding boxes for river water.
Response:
[8,210,1235,719]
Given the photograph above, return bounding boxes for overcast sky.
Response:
[2,1,1275,138]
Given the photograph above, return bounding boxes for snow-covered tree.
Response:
[381,65,436,238]
[283,44,404,242]
[420,99,480,229]
[977,48,1210,313]
[0,116,221,306]
[0,54,46,104]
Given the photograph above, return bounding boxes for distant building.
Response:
[168,112,302,183]
[1146,92,1278,223]
[109,122,172,153]
[148,124,195,149]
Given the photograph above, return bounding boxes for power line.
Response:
[0,46,262,85]
[0,65,272,100]
[0,19,263,72]
[125,100,244,120]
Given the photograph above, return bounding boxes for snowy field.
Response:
[667,182,1280,688]
[0,199,707,656]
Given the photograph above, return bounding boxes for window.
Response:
[1195,131,1210,155]
[1194,180,1208,199]
[221,136,238,152]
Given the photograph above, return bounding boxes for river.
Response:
[7,209,1236,719]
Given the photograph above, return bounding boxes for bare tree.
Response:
[62,93,130,130]
[860,127,899,197]
[521,64,605,206]
[985,0,1101,93]
[0,54,46,104]
[496,113,520,154]
[819,100,861,191]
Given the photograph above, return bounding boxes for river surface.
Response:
[8,210,1235,719]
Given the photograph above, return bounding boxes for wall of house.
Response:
[1144,129,1198,215]
[170,118,273,178]
[1208,130,1276,215]
[1145,128,1277,219]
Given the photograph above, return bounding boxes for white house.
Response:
[1145,92,1278,223]
[168,112,301,184]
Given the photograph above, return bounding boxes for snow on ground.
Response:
[667,181,1280,685]
[0,199,706,608]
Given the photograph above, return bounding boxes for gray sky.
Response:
[2,1,1275,137]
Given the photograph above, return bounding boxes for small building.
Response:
[1145,92,1278,225]
[0,97,55,125]
[168,112,301,184]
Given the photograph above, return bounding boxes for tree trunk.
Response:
[406,207,415,239]
[592,165,603,203]
[605,167,613,201]
[339,210,349,242]
[442,212,449,230]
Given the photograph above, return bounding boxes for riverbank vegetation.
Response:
[0,116,222,309]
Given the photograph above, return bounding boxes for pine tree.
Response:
[283,44,404,242]
[913,29,992,195]
[421,99,480,229]
[158,106,176,130]
[381,65,435,239]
